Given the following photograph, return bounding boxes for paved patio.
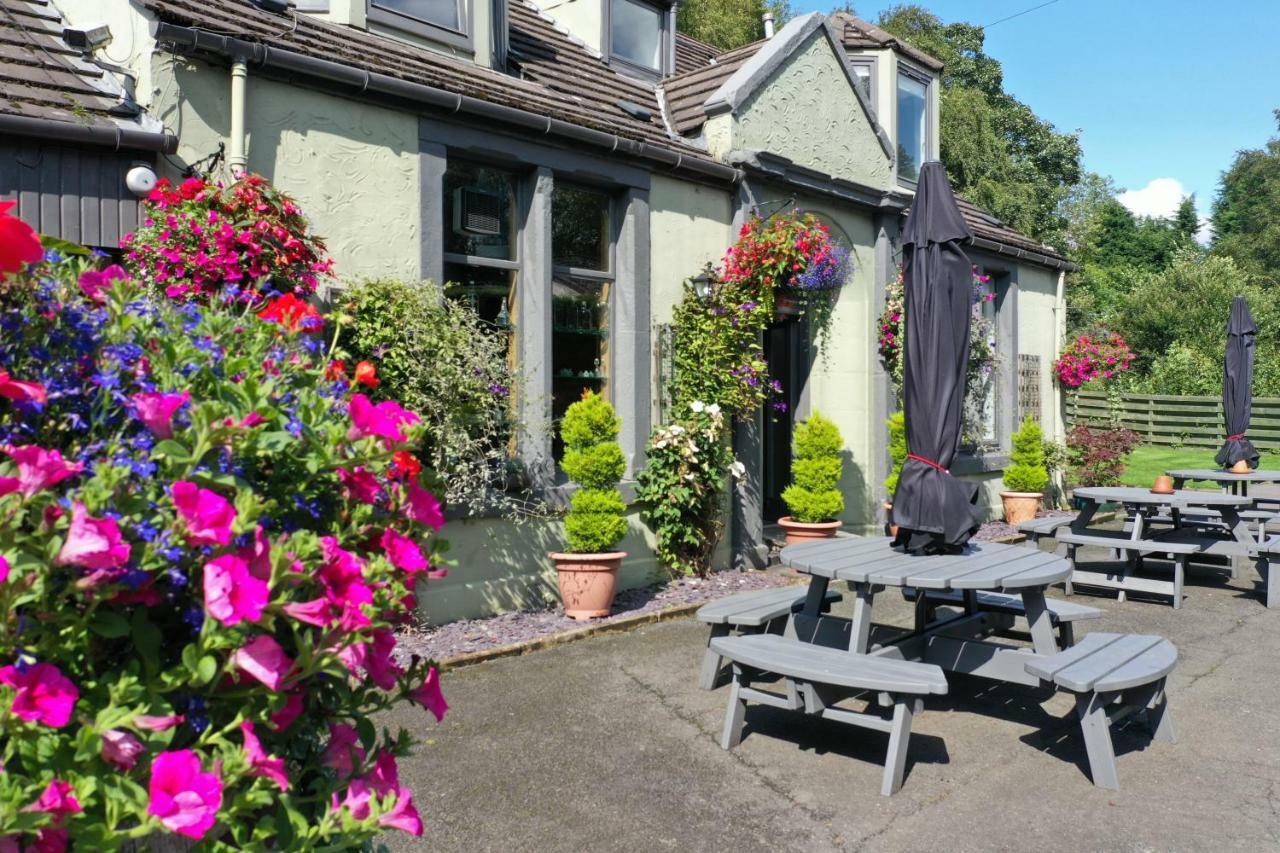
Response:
[385,550,1280,852]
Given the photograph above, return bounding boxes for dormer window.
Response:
[609,0,672,77]
[896,65,930,183]
[368,0,469,47]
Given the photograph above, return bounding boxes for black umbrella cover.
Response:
[891,163,984,554]
[1215,296,1259,469]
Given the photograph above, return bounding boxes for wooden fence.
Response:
[1068,390,1280,449]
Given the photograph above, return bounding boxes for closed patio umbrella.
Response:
[1215,296,1259,469]
[891,162,984,554]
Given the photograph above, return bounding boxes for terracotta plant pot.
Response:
[999,491,1042,525]
[884,501,898,538]
[549,551,625,620]
[1151,475,1175,494]
[1231,459,1252,474]
[777,517,843,547]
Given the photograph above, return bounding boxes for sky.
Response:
[792,0,1280,231]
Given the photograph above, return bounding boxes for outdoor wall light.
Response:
[125,162,158,197]
[692,272,713,301]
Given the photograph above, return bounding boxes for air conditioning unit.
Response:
[452,187,503,237]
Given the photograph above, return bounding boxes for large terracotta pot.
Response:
[549,551,625,620]
[1000,491,1042,525]
[777,517,843,547]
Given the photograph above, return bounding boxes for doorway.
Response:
[762,317,808,523]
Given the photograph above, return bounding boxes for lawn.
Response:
[1118,445,1219,487]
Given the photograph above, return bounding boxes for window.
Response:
[896,69,928,183]
[551,184,612,458]
[443,160,518,343]
[850,62,873,105]
[610,0,665,74]
[368,0,467,42]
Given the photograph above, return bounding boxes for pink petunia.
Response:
[23,779,82,820]
[3,446,83,497]
[338,466,382,505]
[171,481,236,546]
[339,629,401,690]
[347,394,421,444]
[409,667,449,722]
[0,662,78,728]
[379,528,429,574]
[232,635,292,692]
[78,264,129,304]
[0,370,46,406]
[237,526,273,581]
[240,721,289,791]
[133,714,185,732]
[282,597,333,627]
[402,482,444,531]
[0,555,8,584]
[147,750,223,840]
[55,503,129,570]
[130,391,191,440]
[334,750,422,836]
[268,691,304,732]
[29,827,68,853]
[101,729,145,770]
[321,723,365,777]
[378,786,424,836]
[203,554,269,627]
[318,537,373,610]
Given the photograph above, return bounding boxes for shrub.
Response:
[0,214,446,848]
[336,278,527,516]
[884,411,907,499]
[123,174,333,301]
[560,392,627,554]
[781,413,844,523]
[1066,423,1141,486]
[1003,417,1050,493]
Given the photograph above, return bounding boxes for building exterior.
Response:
[7,0,1075,622]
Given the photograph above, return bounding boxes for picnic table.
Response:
[784,536,1071,687]
[1168,468,1280,500]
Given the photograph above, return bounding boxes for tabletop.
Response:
[1072,486,1252,508]
[1168,468,1280,484]
[781,536,1071,591]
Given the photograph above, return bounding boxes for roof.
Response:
[661,38,766,135]
[0,0,153,132]
[673,31,721,75]
[140,0,715,167]
[955,196,1072,267]
[830,11,944,72]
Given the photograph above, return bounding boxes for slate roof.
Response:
[661,38,766,135]
[830,12,944,72]
[673,31,720,75]
[955,197,1070,264]
[139,0,715,165]
[0,0,140,130]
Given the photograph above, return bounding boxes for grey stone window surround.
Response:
[367,0,474,51]
[604,0,677,80]
[419,118,652,504]
[893,59,935,189]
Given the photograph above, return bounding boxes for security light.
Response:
[63,23,112,52]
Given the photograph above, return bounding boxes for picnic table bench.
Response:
[711,633,947,796]
[901,587,1101,646]
[1017,516,1074,547]
[696,586,841,689]
[1055,530,1199,607]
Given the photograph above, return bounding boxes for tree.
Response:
[677,0,791,51]
[1175,195,1199,243]
[1058,171,1119,254]
[877,5,1082,247]
[1211,109,1280,284]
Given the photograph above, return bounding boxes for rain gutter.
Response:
[0,114,178,154]
[969,236,1079,272]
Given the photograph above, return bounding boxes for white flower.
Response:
[690,400,706,414]
[729,461,746,480]
[707,403,721,417]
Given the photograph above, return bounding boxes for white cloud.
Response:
[1117,177,1187,220]
[1195,218,1214,247]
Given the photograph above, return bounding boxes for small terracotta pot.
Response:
[1232,459,1252,474]
[778,517,843,547]
[1151,475,1175,494]
[884,501,897,538]
[549,551,625,620]
[1000,491,1042,525]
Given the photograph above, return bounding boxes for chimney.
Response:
[763,11,775,38]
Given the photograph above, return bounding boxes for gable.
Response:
[731,26,893,190]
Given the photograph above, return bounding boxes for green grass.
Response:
[1117,445,1218,487]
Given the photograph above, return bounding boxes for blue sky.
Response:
[793,0,1280,225]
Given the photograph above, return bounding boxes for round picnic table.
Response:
[1168,468,1280,499]
[783,536,1072,669]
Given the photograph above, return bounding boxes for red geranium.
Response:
[257,294,323,333]
[0,201,43,276]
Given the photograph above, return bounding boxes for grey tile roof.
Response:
[955,196,1070,264]
[661,38,766,135]
[0,0,138,129]
[673,31,720,75]
[830,11,944,72]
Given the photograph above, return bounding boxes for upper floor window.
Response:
[369,0,468,43]
[610,0,667,75]
[896,67,929,183]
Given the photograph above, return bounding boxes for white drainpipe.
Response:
[229,59,249,177]
[763,12,775,38]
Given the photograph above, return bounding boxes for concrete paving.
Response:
[384,551,1280,852]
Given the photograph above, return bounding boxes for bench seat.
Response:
[1055,531,1200,554]
[696,586,841,689]
[1057,531,1199,608]
[711,633,947,795]
[1017,516,1074,547]
[901,588,1101,646]
[1024,632,1177,789]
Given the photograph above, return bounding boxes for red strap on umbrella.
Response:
[907,453,950,474]
[1227,433,1247,440]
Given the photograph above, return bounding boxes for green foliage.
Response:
[1067,423,1141,487]
[669,278,773,420]
[878,5,1082,246]
[676,0,790,50]
[564,488,629,554]
[884,411,907,497]
[338,278,526,516]
[1212,110,1280,285]
[560,392,627,553]
[782,413,844,523]
[1003,417,1048,493]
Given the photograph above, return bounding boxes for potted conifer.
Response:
[550,391,629,619]
[778,412,845,546]
[1000,416,1050,524]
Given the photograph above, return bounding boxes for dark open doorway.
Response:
[762,317,808,523]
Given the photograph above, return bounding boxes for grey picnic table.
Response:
[1168,468,1280,499]
[782,536,1072,687]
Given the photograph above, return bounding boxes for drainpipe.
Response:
[762,12,775,38]
[228,58,249,177]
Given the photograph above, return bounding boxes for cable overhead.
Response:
[982,0,1065,29]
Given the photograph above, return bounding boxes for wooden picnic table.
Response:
[782,536,1072,688]
[1168,468,1280,500]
